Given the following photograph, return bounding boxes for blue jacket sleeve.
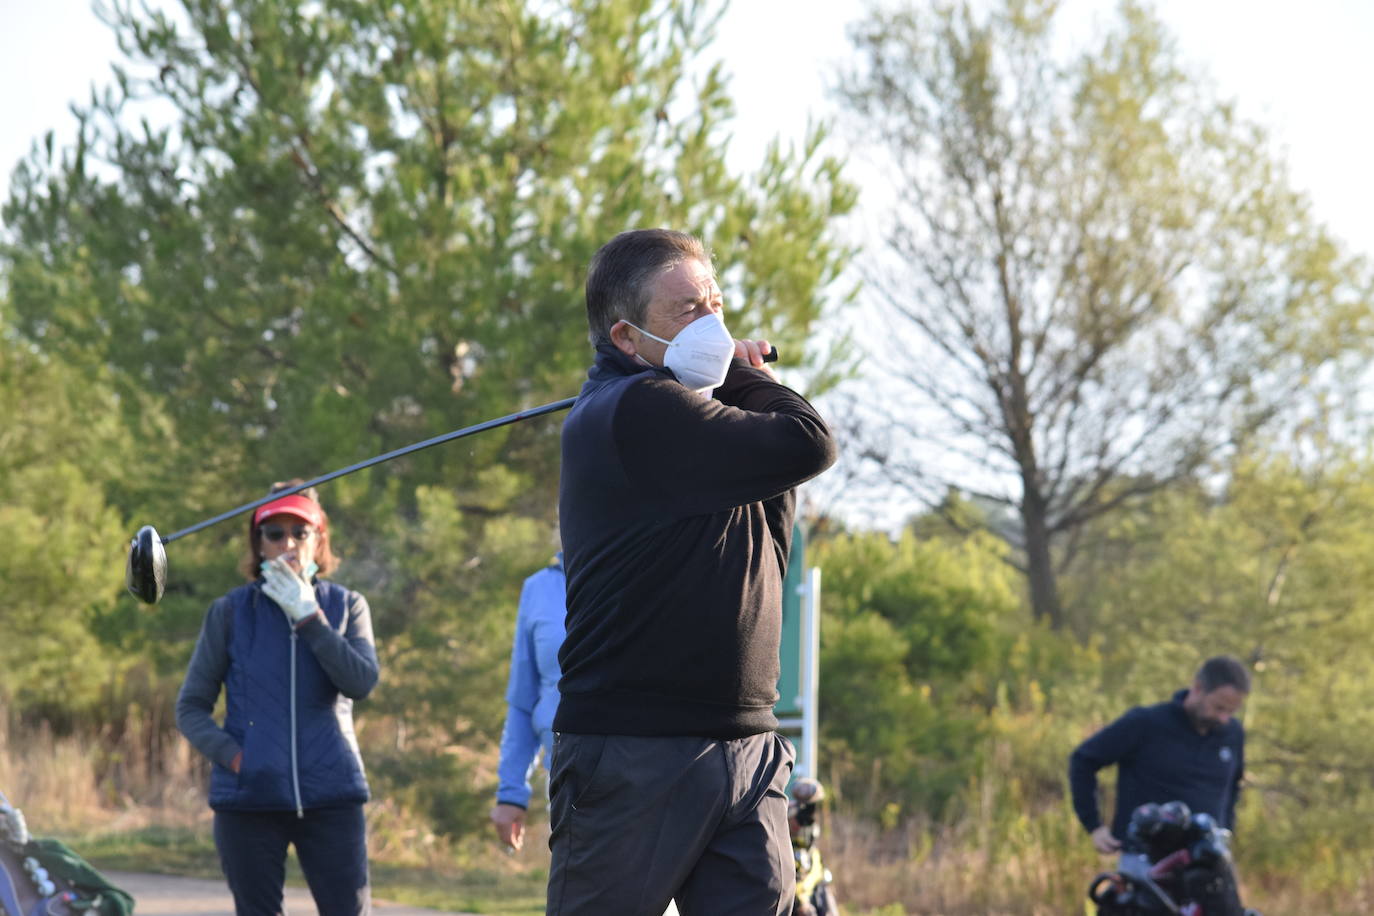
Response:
[1068,708,1145,834]
[496,575,545,808]
[298,588,379,699]
[495,710,539,808]
[176,597,241,770]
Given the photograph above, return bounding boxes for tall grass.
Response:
[5,711,1374,914]
[0,708,515,865]
[822,764,1374,916]
[0,710,204,835]
[823,806,1097,915]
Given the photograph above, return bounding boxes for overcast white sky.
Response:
[2,0,1371,253]
[711,0,1374,257]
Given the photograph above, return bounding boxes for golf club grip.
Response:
[762,348,778,363]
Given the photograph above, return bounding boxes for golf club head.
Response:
[126,525,167,604]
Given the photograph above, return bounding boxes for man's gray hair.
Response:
[584,229,710,346]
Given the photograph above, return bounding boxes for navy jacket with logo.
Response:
[1068,688,1245,839]
[176,579,379,813]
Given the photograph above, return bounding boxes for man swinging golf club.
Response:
[547,229,838,915]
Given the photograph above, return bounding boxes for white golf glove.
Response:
[0,802,29,845]
[261,557,320,626]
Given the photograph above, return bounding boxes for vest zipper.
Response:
[290,628,304,818]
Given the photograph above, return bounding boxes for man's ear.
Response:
[609,319,638,358]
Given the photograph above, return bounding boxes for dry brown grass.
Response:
[0,712,206,836]
[824,809,1098,916]
[0,713,505,873]
[6,713,1374,915]
[824,808,1374,916]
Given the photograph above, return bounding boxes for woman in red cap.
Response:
[176,481,379,916]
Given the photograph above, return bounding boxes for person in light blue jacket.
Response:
[489,552,566,851]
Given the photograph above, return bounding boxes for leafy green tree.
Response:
[1063,453,1374,892]
[0,316,140,719]
[2,0,853,563]
[360,479,556,839]
[812,528,1019,813]
[1,0,855,656]
[1,0,854,839]
[835,0,1373,628]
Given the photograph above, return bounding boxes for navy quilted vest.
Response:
[208,580,370,811]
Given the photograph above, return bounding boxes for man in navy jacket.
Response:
[549,229,837,916]
[1069,655,1249,855]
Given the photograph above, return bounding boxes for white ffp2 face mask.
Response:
[628,312,736,392]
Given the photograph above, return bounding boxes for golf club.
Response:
[125,396,577,604]
[125,345,778,604]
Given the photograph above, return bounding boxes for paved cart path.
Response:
[103,871,478,915]
[104,870,682,915]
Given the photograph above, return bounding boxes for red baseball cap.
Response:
[252,494,326,529]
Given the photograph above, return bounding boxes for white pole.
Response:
[799,566,821,779]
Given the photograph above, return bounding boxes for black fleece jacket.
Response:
[555,344,837,738]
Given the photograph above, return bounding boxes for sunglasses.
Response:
[260,523,317,543]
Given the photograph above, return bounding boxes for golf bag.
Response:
[789,778,840,916]
[1087,801,1258,916]
[0,793,133,916]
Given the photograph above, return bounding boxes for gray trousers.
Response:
[545,731,795,916]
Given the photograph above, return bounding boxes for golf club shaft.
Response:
[160,396,578,545]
